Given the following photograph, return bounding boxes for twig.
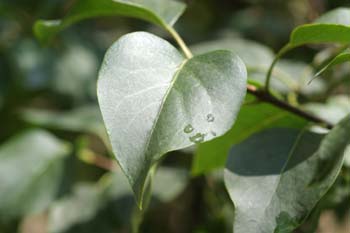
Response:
[247,84,334,129]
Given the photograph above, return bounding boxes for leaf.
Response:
[97,31,247,207]
[315,51,350,76]
[224,114,350,233]
[290,8,350,47]
[192,94,307,175]
[33,0,186,43]
[21,106,107,142]
[0,130,70,221]
[52,42,99,101]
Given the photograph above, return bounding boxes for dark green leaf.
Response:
[192,94,307,175]
[290,8,350,47]
[0,130,70,221]
[97,32,247,207]
[33,0,186,43]
[225,114,350,233]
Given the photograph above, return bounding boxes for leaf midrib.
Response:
[144,59,189,161]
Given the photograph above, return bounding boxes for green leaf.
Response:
[21,106,107,143]
[33,0,186,43]
[52,42,99,100]
[192,94,307,175]
[315,51,350,76]
[225,114,350,233]
[290,8,350,47]
[0,130,70,221]
[97,31,247,207]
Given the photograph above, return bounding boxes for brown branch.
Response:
[246,84,334,129]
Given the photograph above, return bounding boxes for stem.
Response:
[265,44,293,93]
[247,84,334,129]
[166,25,193,59]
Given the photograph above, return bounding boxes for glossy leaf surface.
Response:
[97,32,247,206]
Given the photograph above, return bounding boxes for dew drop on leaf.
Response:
[184,124,194,134]
[189,133,205,143]
[206,114,215,122]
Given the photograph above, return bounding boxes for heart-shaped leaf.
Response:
[97,31,247,207]
[34,0,186,43]
[225,114,350,233]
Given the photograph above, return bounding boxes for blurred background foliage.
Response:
[0,0,349,233]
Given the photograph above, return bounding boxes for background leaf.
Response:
[97,31,247,207]
[33,0,186,43]
[225,114,350,233]
[0,130,70,221]
[21,105,107,143]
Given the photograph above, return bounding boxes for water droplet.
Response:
[210,131,217,137]
[206,114,215,122]
[189,133,205,144]
[184,124,194,134]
